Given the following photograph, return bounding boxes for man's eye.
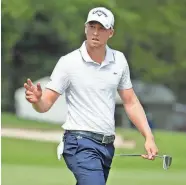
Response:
[100,27,105,30]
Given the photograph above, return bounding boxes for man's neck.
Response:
[86,42,106,64]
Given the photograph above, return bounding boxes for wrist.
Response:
[145,134,154,141]
[32,97,42,105]
[32,98,44,112]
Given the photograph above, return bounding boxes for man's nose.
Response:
[93,28,99,35]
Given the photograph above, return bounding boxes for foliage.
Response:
[2,0,186,111]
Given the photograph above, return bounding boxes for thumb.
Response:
[37,82,42,91]
[141,154,148,159]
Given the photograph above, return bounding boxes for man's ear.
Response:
[109,29,114,38]
[85,26,87,34]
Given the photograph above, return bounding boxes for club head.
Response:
[114,153,172,170]
[162,155,172,170]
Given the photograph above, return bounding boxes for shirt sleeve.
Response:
[117,55,133,90]
[45,57,70,94]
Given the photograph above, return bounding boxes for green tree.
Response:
[2,0,186,112]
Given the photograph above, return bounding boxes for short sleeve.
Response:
[117,55,132,90]
[45,57,70,94]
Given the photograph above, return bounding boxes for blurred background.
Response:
[1,0,186,185]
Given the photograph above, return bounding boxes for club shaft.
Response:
[115,154,163,158]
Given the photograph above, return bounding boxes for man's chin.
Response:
[90,41,101,48]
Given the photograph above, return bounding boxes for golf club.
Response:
[114,154,172,170]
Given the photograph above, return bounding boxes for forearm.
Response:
[124,98,154,140]
[32,96,52,113]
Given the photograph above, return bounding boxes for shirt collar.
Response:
[79,41,115,64]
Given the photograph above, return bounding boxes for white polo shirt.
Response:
[46,41,132,135]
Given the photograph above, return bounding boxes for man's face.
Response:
[85,21,114,48]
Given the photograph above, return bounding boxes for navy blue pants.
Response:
[62,132,115,185]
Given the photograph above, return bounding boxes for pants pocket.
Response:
[63,134,78,156]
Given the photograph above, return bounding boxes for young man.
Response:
[24,7,158,185]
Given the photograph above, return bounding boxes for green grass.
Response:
[1,112,61,130]
[1,164,75,185]
[2,112,186,184]
[2,164,185,185]
[2,136,186,185]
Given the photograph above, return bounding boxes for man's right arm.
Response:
[32,88,60,113]
[26,56,69,113]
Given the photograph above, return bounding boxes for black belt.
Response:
[65,130,115,144]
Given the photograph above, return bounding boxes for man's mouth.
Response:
[92,38,99,41]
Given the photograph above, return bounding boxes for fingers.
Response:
[27,79,33,87]
[141,154,148,159]
[24,83,32,91]
[24,78,33,91]
[152,150,158,156]
[25,90,33,96]
[25,95,32,99]
[142,154,155,160]
[24,79,42,104]
[25,95,34,103]
[151,144,158,156]
[142,147,154,160]
[151,148,158,160]
[37,82,42,91]
[147,149,153,160]
[141,153,153,160]
[25,95,37,103]
[24,78,37,92]
[142,148,158,160]
[143,139,158,161]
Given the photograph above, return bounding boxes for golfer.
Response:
[24,7,158,185]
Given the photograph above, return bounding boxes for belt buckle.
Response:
[102,135,108,144]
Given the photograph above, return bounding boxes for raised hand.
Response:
[24,78,42,104]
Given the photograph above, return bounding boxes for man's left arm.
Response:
[117,53,158,159]
[118,88,158,160]
[118,88,152,139]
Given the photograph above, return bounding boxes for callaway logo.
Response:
[92,10,108,17]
